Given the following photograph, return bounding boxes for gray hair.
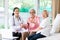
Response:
[29,8,36,13]
[43,10,48,17]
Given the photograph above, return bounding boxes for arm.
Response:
[9,17,21,32]
[30,26,43,32]
[31,17,40,26]
[19,17,25,28]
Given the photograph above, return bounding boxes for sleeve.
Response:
[9,17,21,31]
[20,17,24,24]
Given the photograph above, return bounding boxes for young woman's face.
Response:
[14,9,19,17]
[30,10,35,17]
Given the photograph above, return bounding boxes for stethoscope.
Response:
[13,16,21,26]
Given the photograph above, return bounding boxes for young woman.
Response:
[9,7,24,40]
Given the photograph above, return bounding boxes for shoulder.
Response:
[45,17,50,21]
[35,15,39,18]
[35,16,40,19]
[28,17,31,20]
[44,17,51,24]
[41,17,50,23]
[19,16,23,20]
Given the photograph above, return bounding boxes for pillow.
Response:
[50,14,60,34]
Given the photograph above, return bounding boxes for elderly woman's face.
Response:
[30,10,35,17]
[14,9,19,17]
[42,11,48,18]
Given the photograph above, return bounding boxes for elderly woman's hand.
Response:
[29,30,36,35]
[20,24,28,29]
[20,24,24,28]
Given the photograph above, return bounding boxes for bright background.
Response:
[0,0,52,29]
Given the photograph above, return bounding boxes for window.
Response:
[39,0,52,24]
[9,0,35,12]
[0,0,4,12]
[0,0,5,29]
[8,0,36,24]
[40,0,52,12]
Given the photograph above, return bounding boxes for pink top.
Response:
[27,16,40,31]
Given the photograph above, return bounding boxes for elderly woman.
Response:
[28,10,51,40]
[22,9,40,40]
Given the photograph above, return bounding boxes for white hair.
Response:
[29,8,36,13]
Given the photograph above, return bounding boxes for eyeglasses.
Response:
[30,12,35,13]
